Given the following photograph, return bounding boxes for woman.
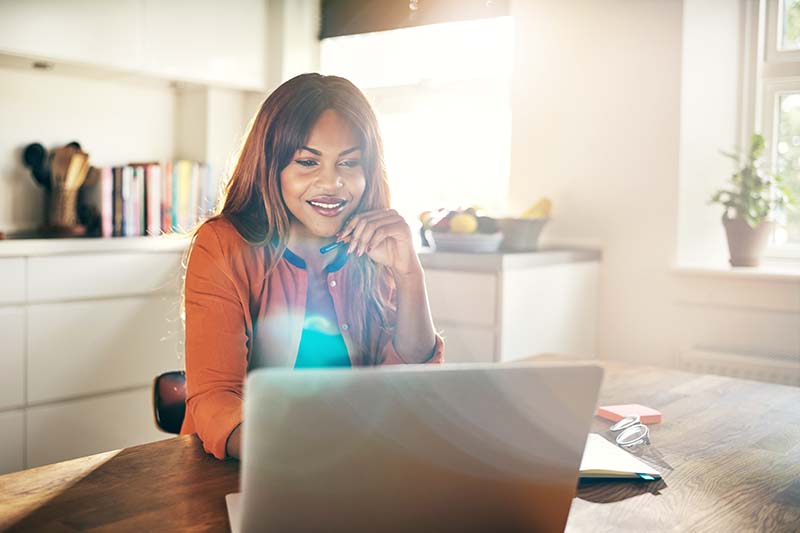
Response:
[180,73,444,460]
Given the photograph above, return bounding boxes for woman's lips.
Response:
[307,198,348,217]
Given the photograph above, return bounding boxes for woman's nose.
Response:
[315,164,344,188]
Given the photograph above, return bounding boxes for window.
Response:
[320,16,514,224]
[755,0,800,255]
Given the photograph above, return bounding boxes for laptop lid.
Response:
[238,362,603,532]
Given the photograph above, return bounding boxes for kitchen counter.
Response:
[0,235,191,257]
[0,236,602,266]
[418,246,602,272]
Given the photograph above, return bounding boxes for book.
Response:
[135,165,146,235]
[579,433,661,480]
[113,167,123,237]
[86,159,216,238]
[162,160,173,233]
[146,164,162,236]
[189,161,199,229]
[122,166,134,236]
[175,160,192,231]
[100,167,113,238]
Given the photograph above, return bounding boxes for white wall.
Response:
[677,0,743,266]
[509,0,684,365]
[266,0,321,92]
[0,67,175,233]
[508,0,799,373]
[175,85,252,183]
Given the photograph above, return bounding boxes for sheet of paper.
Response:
[226,492,242,533]
[579,433,661,479]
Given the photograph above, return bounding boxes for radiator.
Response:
[678,348,800,387]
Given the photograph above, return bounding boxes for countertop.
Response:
[0,235,192,257]
[418,247,602,272]
[0,236,602,270]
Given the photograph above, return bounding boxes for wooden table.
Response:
[1,361,798,532]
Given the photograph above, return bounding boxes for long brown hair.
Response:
[192,73,394,361]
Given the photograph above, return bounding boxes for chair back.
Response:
[153,370,186,434]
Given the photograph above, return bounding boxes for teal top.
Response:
[282,245,351,369]
[294,316,351,368]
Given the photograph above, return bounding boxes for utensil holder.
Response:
[46,187,86,236]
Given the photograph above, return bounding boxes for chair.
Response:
[153,370,186,434]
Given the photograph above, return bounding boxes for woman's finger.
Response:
[352,214,404,255]
[346,210,397,250]
[363,221,408,256]
[340,209,393,239]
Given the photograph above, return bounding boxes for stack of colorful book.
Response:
[81,160,218,237]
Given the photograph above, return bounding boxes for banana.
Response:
[521,197,552,219]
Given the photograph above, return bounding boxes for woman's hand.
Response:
[338,209,422,277]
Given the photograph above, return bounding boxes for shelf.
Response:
[0,235,191,257]
[672,262,800,282]
[0,51,264,93]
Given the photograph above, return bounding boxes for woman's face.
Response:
[280,109,366,239]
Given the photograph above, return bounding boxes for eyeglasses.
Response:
[610,415,651,448]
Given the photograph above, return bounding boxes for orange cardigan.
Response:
[180,218,444,459]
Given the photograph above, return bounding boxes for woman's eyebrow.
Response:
[300,145,361,156]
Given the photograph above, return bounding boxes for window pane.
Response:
[372,83,511,222]
[320,17,513,89]
[781,0,800,50]
[321,17,513,223]
[774,94,800,244]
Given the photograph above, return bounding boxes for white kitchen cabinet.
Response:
[26,387,170,468]
[27,295,183,404]
[0,0,267,90]
[435,325,495,364]
[0,307,25,409]
[500,262,598,361]
[421,248,601,364]
[0,258,25,304]
[425,270,496,327]
[141,0,266,89]
[27,251,183,302]
[0,238,187,473]
[0,0,144,72]
[0,409,25,475]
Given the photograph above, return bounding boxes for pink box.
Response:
[597,404,662,424]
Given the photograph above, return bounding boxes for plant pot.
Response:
[722,217,774,267]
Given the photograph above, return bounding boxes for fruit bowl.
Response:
[497,217,549,251]
[428,231,503,253]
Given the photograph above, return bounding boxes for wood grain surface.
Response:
[567,361,800,532]
[0,360,797,532]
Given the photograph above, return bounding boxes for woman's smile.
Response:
[306,195,349,217]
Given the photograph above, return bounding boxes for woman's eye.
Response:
[295,159,318,167]
[338,160,361,168]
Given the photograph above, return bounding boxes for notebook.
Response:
[579,433,662,480]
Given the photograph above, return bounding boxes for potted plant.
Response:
[710,133,797,267]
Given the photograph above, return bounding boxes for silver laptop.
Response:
[227,362,603,532]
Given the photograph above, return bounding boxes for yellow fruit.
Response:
[419,211,433,228]
[521,197,552,219]
[449,213,478,234]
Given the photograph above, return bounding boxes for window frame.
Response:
[747,0,800,259]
